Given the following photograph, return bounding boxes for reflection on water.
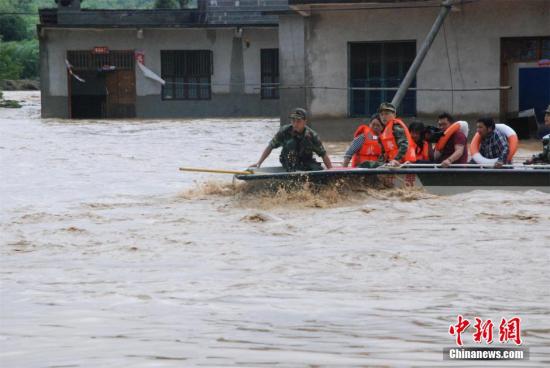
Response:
[1,92,549,367]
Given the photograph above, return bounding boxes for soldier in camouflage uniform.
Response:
[378,102,411,166]
[250,108,333,172]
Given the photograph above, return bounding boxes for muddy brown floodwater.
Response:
[1,91,549,367]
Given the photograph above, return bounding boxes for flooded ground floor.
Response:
[1,92,549,366]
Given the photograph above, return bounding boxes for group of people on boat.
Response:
[251,103,550,172]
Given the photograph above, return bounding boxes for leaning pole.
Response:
[391,0,456,109]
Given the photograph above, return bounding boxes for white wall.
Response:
[302,0,550,118]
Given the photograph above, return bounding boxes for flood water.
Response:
[1,91,549,367]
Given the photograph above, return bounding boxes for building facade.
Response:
[278,0,550,138]
[39,0,550,134]
[38,0,286,119]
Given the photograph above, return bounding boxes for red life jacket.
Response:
[351,125,382,167]
[413,140,430,161]
[379,118,417,163]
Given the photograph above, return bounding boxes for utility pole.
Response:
[391,0,456,109]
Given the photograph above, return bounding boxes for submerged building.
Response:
[38,0,286,119]
[39,0,549,138]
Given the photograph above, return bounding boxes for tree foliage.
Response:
[15,39,39,78]
[0,43,24,79]
[0,40,38,80]
[179,0,198,9]
[0,15,28,41]
[154,0,179,9]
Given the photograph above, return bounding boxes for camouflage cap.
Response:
[289,107,307,120]
[379,102,396,113]
[546,104,550,114]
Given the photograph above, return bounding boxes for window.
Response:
[349,41,416,117]
[543,39,550,59]
[501,37,550,61]
[261,49,279,99]
[161,50,212,100]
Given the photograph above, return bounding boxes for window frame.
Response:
[348,40,417,118]
[161,50,213,101]
[260,48,279,100]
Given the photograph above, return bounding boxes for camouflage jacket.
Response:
[269,124,327,160]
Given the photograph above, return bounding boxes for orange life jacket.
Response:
[351,125,382,167]
[380,118,417,162]
[413,140,430,161]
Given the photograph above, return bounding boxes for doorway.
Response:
[519,67,550,124]
[67,50,136,119]
[500,37,550,121]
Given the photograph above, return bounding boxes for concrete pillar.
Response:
[229,35,245,94]
[39,31,50,118]
[278,14,307,125]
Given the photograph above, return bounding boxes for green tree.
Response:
[0,15,28,41]
[0,42,23,79]
[178,0,198,9]
[0,0,15,11]
[154,0,178,9]
[55,0,85,5]
[20,0,33,11]
[14,39,39,79]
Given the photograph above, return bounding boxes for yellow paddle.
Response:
[179,167,253,175]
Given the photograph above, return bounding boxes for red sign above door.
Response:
[92,46,110,54]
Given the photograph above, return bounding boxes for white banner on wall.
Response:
[137,62,165,85]
[135,51,165,85]
[64,59,86,83]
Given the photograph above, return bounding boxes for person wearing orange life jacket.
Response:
[378,102,417,166]
[409,122,433,162]
[434,112,468,167]
[472,117,509,168]
[342,114,385,168]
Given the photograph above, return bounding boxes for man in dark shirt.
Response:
[476,117,509,168]
[434,112,468,167]
[250,108,333,172]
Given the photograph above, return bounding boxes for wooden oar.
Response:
[179,167,253,175]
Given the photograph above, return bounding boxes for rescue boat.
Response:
[234,164,550,195]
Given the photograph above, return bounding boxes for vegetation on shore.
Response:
[0,99,22,108]
[0,1,39,81]
[0,89,22,108]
